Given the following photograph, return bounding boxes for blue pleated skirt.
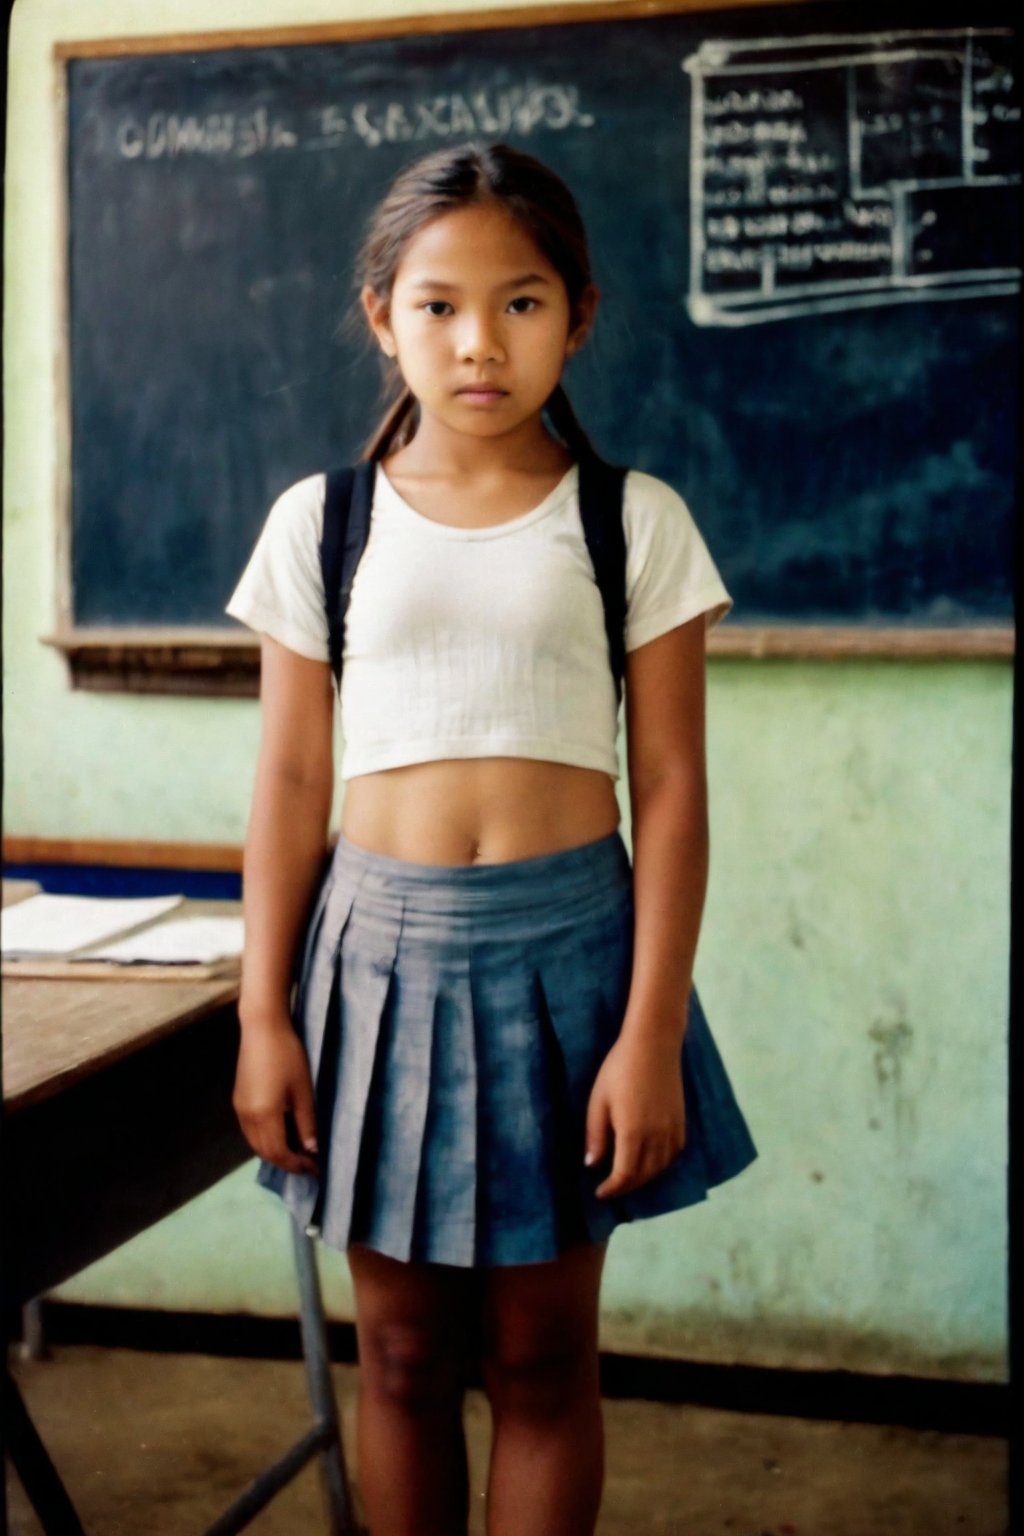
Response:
[255,829,757,1267]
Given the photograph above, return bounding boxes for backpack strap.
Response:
[577,448,629,706]
[320,460,375,689]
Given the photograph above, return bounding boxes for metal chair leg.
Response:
[290,1224,362,1535]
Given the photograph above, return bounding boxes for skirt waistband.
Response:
[329,829,632,940]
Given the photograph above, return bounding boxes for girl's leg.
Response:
[347,1240,481,1536]
[479,1238,609,1536]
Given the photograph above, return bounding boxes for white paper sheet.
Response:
[82,914,244,966]
[1,893,184,957]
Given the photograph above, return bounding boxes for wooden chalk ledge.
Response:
[41,623,1014,698]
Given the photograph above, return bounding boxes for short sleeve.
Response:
[224,473,330,662]
[623,470,733,652]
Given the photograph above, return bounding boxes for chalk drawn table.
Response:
[2,919,360,1534]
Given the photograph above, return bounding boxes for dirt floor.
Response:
[5,1345,1008,1535]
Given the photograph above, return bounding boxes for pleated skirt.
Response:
[255,829,758,1267]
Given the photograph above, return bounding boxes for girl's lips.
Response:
[457,388,509,404]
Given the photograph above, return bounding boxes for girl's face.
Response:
[363,201,596,446]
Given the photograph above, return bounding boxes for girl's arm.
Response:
[585,613,710,1198]
[621,612,709,1048]
[232,635,336,1176]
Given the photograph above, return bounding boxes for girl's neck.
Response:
[386,414,572,483]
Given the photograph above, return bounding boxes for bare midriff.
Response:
[341,758,621,866]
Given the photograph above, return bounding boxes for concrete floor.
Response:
[5,1345,1007,1535]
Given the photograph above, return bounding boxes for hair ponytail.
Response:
[359,379,419,462]
[543,384,595,461]
[350,142,598,463]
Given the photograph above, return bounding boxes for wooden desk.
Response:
[3,968,248,1305]
[2,914,360,1533]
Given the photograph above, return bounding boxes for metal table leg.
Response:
[291,1225,361,1535]
[4,1229,361,1536]
[2,1372,87,1536]
[201,1224,362,1536]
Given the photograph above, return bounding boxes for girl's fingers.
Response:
[584,1095,611,1169]
[595,1131,641,1198]
[243,1111,319,1176]
[291,1085,320,1158]
[596,1133,678,1198]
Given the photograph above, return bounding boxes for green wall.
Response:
[4,0,1011,1381]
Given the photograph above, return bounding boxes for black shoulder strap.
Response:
[320,460,375,689]
[577,448,629,706]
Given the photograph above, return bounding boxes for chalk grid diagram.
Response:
[684,28,1020,325]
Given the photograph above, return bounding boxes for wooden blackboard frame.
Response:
[45,0,1016,697]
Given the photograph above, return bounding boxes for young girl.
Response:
[227,141,756,1536]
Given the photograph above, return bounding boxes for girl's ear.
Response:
[362,284,396,357]
[566,282,600,357]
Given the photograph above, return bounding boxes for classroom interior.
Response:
[3,0,1015,1532]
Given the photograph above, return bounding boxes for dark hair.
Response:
[349,142,596,463]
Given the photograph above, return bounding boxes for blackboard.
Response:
[61,1,1020,673]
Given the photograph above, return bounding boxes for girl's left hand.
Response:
[584,1034,687,1199]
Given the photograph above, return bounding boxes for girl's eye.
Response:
[419,297,539,317]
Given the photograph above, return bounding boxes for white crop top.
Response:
[226,462,732,782]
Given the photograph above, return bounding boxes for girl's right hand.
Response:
[233,1021,320,1176]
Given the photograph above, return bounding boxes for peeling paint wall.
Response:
[4,0,1011,1381]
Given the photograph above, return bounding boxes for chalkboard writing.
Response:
[63,3,1019,648]
[686,27,1020,324]
[108,86,595,159]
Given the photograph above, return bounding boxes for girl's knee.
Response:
[349,1243,479,1412]
[479,1242,606,1419]
[362,1318,467,1413]
[481,1328,598,1420]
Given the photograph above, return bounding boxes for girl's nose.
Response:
[458,314,506,364]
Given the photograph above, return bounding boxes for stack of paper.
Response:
[2,893,245,978]
[1,893,184,959]
[83,915,244,966]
